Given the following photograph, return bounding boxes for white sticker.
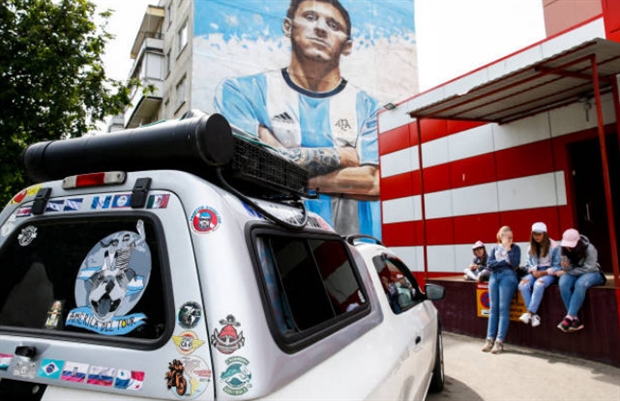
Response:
[17,226,37,246]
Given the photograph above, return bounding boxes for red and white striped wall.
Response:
[377,16,617,277]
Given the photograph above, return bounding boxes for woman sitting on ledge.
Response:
[555,228,606,333]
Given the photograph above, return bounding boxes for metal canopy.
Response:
[408,38,620,124]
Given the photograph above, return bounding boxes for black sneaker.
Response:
[568,318,584,332]
[557,317,572,332]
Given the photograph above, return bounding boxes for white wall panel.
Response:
[424,190,453,220]
[493,112,551,150]
[541,18,606,59]
[427,245,456,273]
[380,146,419,178]
[421,136,449,168]
[382,196,421,224]
[497,172,562,211]
[450,182,499,217]
[378,108,413,133]
[390,246,425,273]
[448,124,494,162]
[555,171,567,206]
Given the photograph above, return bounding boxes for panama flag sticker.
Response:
[38,359,64,380]
[114,369,145,391]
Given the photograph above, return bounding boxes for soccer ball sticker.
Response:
[66,220,151,335]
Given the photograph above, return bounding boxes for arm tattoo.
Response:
[278,148,341,177]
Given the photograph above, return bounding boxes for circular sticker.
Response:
[172,330,206,356]
[165,356,212,399]
[66,220,151,335]
[178,302,202,329]
[190,206,221,234]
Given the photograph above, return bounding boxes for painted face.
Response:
[286,0,351,64]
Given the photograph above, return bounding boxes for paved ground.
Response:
[427,332,620,401]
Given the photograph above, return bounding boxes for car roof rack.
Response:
[22,112,312,230]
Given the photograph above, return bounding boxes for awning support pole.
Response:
[590,55,620,291]
[416,118,429,281]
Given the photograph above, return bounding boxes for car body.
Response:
[0,114,444,400]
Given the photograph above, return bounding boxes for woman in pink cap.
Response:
[464,241,490,281]
[555,228,606,332]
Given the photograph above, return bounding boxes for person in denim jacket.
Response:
[555,228,605,332]
[481,226,521,354]
[464,241,491,282]
[517,222,560,328]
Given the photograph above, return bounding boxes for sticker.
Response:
[44,300,64,330]
[16,206,32,217]
[61,361,89,383]
[114,369,145,390]
[87,365,116,386]
[10,184,42,205]
[211,315,245,355]
[64,198,83,212]
[147,194,170,209]
[172,330,206,356]
[1,221,14,237]
[13,359,37,379]
[166,357,211,399]
[190,206,221,234]
[112,194,131,209]
[66,220,151,336]
[46,200,64,212]
[178,302,202,329]
[0,353,13,370]
[241,202,261,218]
[220,356,252,396]
[18,225,37,246]
[38,359,65,380]
[91,196,112,210]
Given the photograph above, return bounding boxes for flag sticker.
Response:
[63,198,83,212]
[147,194,170,209]
[87,365,116,387]
[16,206,32,217]
[61,361,88,383]
[114,369,145,391]
[112,194,131,209]
[46,200,64,213]
[91,196,112,210]
[0,353,13,370]
[38,359,64,380]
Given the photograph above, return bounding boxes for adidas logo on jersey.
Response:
[272,112,294,124]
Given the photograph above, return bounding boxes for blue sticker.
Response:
[112,194,131,209]
[46,200,64,213]
[91,196,112,210]
[38,359,65,380]
[64,198,83,212]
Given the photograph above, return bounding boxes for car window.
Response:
[0,216,168,345]
[372,255,421,314]
[254,231,368,347]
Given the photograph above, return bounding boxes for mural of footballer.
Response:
[214,0,381,238]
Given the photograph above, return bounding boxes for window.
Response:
[176,76,186,108]
[166,2,173,28]
[0,216,169,346]
[372,255,422,314]
[254,231,368,346]
[177,19,188,56]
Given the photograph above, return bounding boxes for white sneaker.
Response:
[531,314,541,327]
[491,340,504,354]
[519,313,531,324]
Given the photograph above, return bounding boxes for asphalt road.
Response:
[427,332,620,401]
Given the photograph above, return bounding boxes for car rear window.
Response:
[252,230,369,350]
[0,216,168,345]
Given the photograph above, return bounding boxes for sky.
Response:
[94,0,546,98]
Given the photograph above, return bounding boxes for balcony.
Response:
[130,5,165,59]
[124,78,163,128]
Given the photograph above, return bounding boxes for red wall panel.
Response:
[421,163,451,194]
[382,221,419,247]
[425,217,454,245]
[379,125,410,156]
[449,153,498,190]
[494,140,555,181]
[380,172,418,201]
[451,213,501,246]
[419,119,448,143]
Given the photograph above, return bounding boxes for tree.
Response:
[0,0,134,206]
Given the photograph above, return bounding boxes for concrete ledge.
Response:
[428,276,620,367]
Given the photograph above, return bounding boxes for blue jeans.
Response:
[518,273,557,314]
[486,268,518,342]
[558,272,604,317]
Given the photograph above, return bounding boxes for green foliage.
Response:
[0,0,133,205]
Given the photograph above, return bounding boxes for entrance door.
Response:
[567,133,620,273]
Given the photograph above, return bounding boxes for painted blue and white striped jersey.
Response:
[214,68,381,238]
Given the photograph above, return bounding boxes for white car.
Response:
[0,113,445,400]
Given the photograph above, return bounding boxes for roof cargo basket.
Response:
[22,113,311,200]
